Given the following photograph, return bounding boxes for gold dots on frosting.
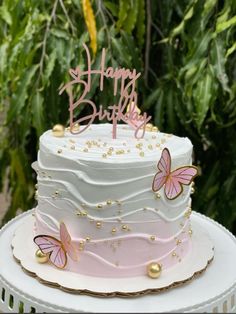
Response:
[111,228,117,234]
[122,224,129,231]
[70,145,75,150]
[188,229,193,236]
[176,239,182,245]
[148,144,153,150]
[83,148,88,152]
[86,236,91,242]
[97,204,103,209]
[106,200,112,205]
[150,235,156,241]
[116,149,125,155]
[172,252,177,257]
[79,241,85,251]
[57,149,62,154]
[102,153,107,158]
[139,152,145,157]
[96,222,102,228]
[154,193,161,199]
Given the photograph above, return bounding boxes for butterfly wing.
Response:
[60,222,79,262]
[165,166,198,200]
[152,148,171,192]
[34,235,67,269]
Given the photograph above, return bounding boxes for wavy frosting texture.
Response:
[33,124,194,277]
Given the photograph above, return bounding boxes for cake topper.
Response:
[152,148,198,200]
[34,222,78,269]
[59,43,151,139]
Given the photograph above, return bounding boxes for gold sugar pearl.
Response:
[172,252,177,257]
[111,228,117,234]
[150,236,156,241]
[107,151,112,156]
[155,193,161,199]
[72,123,80,132]
[147,262,162,279]
[139,152,145,157]
[52,124,65,137]
[35,184,38,189]
[35,249,49,264]
[188,229,193,236]
[83,148,88,152]
[96,222,102,228]
[108,147,114,151]
[102,153,107,158]
[71,145,75,150]
[127,149,131,153]
[176,239,182,245]
[156,143,160,148]
[69,139,75,143]
[148,144,153,150]
[57,149,62,154]
[152,126,158,132]
[116,149,125,155]
[82,211,87,217]
[86,237,91,242]
[79,241,84,251]
[122,225,128,231]
[191,187,195,194]
[97,204,103,209]
[81,203,86,208]
[161,139,166,144]
[106,200,112,205]
[145,123,153,131]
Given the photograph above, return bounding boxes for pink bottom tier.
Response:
[35,211,192,278]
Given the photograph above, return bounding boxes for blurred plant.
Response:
[0,0,235,233]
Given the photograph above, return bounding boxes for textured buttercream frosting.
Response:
[33,123,194,277]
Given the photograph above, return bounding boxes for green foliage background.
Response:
[0,0,236,233]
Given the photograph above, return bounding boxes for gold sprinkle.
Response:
[139,152,145,157]
[86,237,91,242]
[76,210,82,216]
[136,143,143,149]
[116,200,122,206]
[71,145,75,150]
[82,211,87,217]
[57,149,62,154]
[69,139,75,143]
[161,139,166,144]
[55,190,59,195]
[111,228,117,234]
[122,225,128,231]
[81,203,86,208]
[176,239,182,245]
[83,148,88,152]
[97,204,103,209]
[108,147,114,151]
[35,184,38,189]
[188,229,193,236]
[150,235,155,241]
[155,193,161,199]
[96,222,102,228]
[79,241,84,251]
[127,149,130,153]
[148,144,153,150]
[102,153,107,158]
[152,126,158,132]
[116,149,125,155]
[123,142,127,146]
[156,143,160,148]
[106,200,112,205]
[103,142,107,147]
[107,150,112,155]
[172,252,176,257]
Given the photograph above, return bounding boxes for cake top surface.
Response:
[40,124,192,164]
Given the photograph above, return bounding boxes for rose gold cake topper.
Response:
[59,43,151,139]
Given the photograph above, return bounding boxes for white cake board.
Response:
[11,213,214,296]
[0,210,236,313]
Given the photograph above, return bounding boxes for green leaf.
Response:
[0,4,12,25]
[117,0,130,30]
[136,0,145,47]
[103,1,119,17]
[226,42,236,58]
[216,15,236,33]
[31,91,45,137]
[193,70,216,130]
[123,0,138,34]
[43,50,57,86]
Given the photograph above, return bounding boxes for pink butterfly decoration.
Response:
[34,222,78,269]
[152,148,198,200]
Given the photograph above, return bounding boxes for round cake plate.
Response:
[0,211,235,313]
[11,213,214,296]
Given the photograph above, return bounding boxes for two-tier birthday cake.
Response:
[11,44,213,294]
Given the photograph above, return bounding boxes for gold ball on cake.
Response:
[52,124,65,137]
[35,249,49,264]
[72,123,80,132]
[147,262,162,279]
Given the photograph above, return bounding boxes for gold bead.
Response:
[35,249,49,264]
[96,222,102,228]
[86,236,91,242]
[52,124,65,137]
[155,193,161,199]
[102,153,107,158]
[176,239,182,245]
[161,139,166,144]
[106,200,112,205]
[148,144,153,150]
[108,147,114,151]
[35,184,38,189]
[111,228,117,234]
[83,148,88,152]
[72,123,80,132]
[122,225,128,231]
[152,126,158,132]
[71,145,75,150]
[139,152,145,157]
[150,235,155,241]
[147,262,162,279]
[188,229,193,236]
[97,204,103,209]
[172,252,176,257]
[79,241,84,251]
[145,123,153,131]
[69,139,75,143]
[57,149,62,154]
[82,211,87,216]
[191,187,195,194]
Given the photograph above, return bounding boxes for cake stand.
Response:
[0,211,236,313]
